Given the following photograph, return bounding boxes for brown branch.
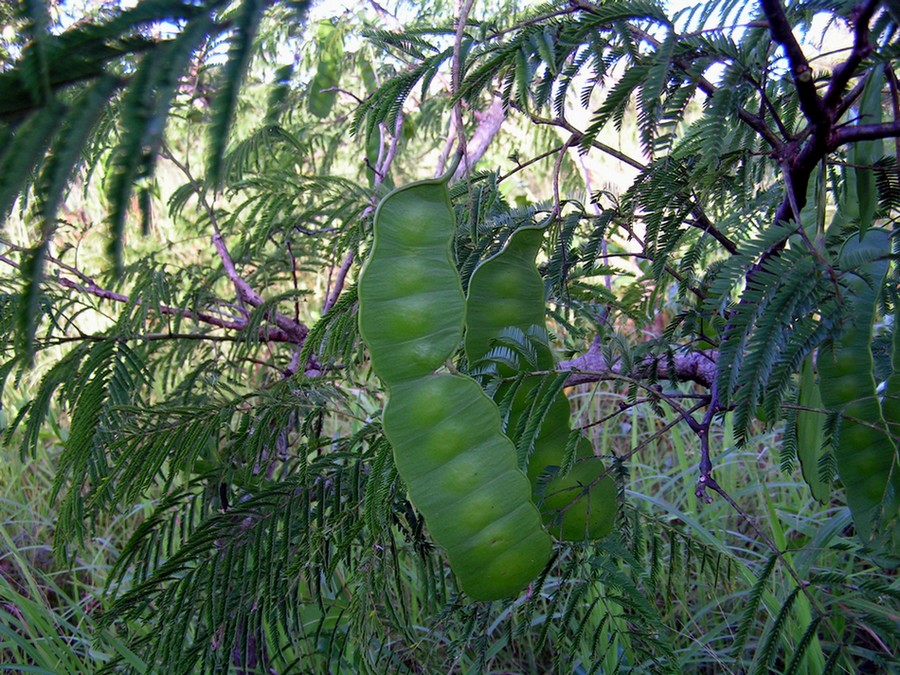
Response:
[695,382,720,504]
[161,145,310,345]
[521,109,645,171]
[57,275,247,331]
[211,232,308,343]
[832,75,869,122]
[497,143,566,182]
[769,3,879,224]
[452,95,506,180]
[54,276,301,343]
[322,250,354,313]
[367,0,403,30]
[760,0,827,128]
[321,103,405,315]
[579,392,709,431]
[451,0,477,179]
[517,107,739,255]
[831,120,900,146]
[559,340,717,388]
[603,222,708,302]
[823,0,880,109]
[376,115,404,179]
[0,251,308,343]
[40,332,295,345]
[486,6,578,41]
[551,134,578,215]
[0,247,247,331]
[623,24,785,152]
[757,78,794,141]
[435,114,458,176]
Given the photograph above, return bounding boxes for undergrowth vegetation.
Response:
[3,391,896,672]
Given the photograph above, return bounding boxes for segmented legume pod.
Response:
[465,226,555,373]
[465,224,616,541]
[879,305,900,554]
[358,173,552,600]
[795,356,831,503]
[818,228,899,552]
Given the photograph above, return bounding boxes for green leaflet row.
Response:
[357,174,552,601]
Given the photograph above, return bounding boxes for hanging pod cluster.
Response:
[358,172,553,601]
[359,170,616,600]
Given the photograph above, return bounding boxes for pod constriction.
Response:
[358,175,552,601]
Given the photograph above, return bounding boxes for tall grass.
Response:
[573,384,898,673]
[2,376,898,672]
[0,419,147,672]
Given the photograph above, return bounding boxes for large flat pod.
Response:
[358,178,465,383]
[385,375,552,600]
[359,173,553,600]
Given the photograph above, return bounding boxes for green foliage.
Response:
[206,0,268,186]
[818,229,899,562]
[353,44,452,142]
[794,356,831,503]
[107,10,217,272]
[1,0,900,671]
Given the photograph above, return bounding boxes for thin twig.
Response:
[831,120,900,147]
[575,149,612,291]
[161,144,310,345]
[452,0,477,178]
[822,0,880,109]
[323,250,354,314]
[38,332,279,345]
[886,65,900,189]
[0,247,266,335]
[516,105,738,255]
[551,134,578,216]
[554,401,710,514]
[497,143,566,182]
[559,345,718,388]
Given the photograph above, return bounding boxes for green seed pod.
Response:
[307,21,343,119]
[465,225,616,541]
[358,178,465,383]
[795,356,831,503]
[465,226,554,374]
[539,439,617,541]
[385,376,553,599]
[358,172,552,600]
[818,228,899,555]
